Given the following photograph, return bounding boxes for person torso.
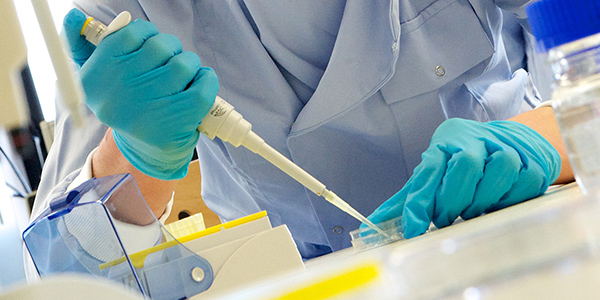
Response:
[76,0,540,258]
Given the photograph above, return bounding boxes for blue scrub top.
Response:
[36,0,541,259]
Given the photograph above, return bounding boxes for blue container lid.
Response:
[527,0,600,52]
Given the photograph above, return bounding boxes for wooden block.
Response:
[166,160,221,227]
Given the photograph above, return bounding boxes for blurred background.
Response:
[15,0,72,122]
[0,0,72,291]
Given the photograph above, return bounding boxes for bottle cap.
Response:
[527,0,600,52]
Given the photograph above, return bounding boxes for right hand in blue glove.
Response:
[63,9,218,180]
[366,118,561,239]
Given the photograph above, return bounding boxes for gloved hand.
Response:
[63,9,218,180]
[366,118,561,238]
[63,9,95,67]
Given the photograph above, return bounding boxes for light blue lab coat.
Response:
[35,0,541,259]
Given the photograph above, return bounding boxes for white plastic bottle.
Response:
[527,0,600,195]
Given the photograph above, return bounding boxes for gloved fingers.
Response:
[129,33,183,75]
[62,8,95,66]
[99,19,159,57]
[161,66,220,128]
[186,66,220,96]
[485,162,546,213]
[432,148,485,229]
[182,67,220,121]
[402,146,448,239]
[364,181,411,228]
[157,66,219,132]
[461,144,521,220]
[137,51,203,99]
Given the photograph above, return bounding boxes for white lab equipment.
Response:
[527,0,600,195]
[0,275,144,300]
[79,13,385,236]
[23,174,214,300]
[23,174,304,300]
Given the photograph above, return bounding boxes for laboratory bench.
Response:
[223,182,600,299]
[7,176,600,299]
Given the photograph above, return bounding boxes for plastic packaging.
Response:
[527,0,600,195]
[23,174,214,300]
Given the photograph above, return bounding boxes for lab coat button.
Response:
[332,226,344,234]
[436,65,446,76]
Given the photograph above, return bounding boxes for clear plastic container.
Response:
[349,216,464,251]
[550,41,600,195]
[528,0,600,195]
[350,216,407,251]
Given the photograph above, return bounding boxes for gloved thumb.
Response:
[62,8,95,67]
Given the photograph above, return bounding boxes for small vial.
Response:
[528,0,600,195]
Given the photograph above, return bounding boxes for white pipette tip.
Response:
[323,191,389,237]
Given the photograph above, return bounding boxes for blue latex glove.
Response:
[63,9,218,180]
[62,9,95,67]
[366,118,561,239]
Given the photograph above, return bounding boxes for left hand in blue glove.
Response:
[366,118,561,238]
[62,9,218,180]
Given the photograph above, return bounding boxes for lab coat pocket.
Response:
[381,0,495,104]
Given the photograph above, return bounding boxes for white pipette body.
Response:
[199,97,386,236]
[81,14,386,236]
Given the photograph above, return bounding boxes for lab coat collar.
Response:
[138,0,401,136]
[289,0,401,135]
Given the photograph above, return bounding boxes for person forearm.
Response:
[92,129,179,217]
[509,106,574,184]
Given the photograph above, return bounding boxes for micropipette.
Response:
[80,12,387,236]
